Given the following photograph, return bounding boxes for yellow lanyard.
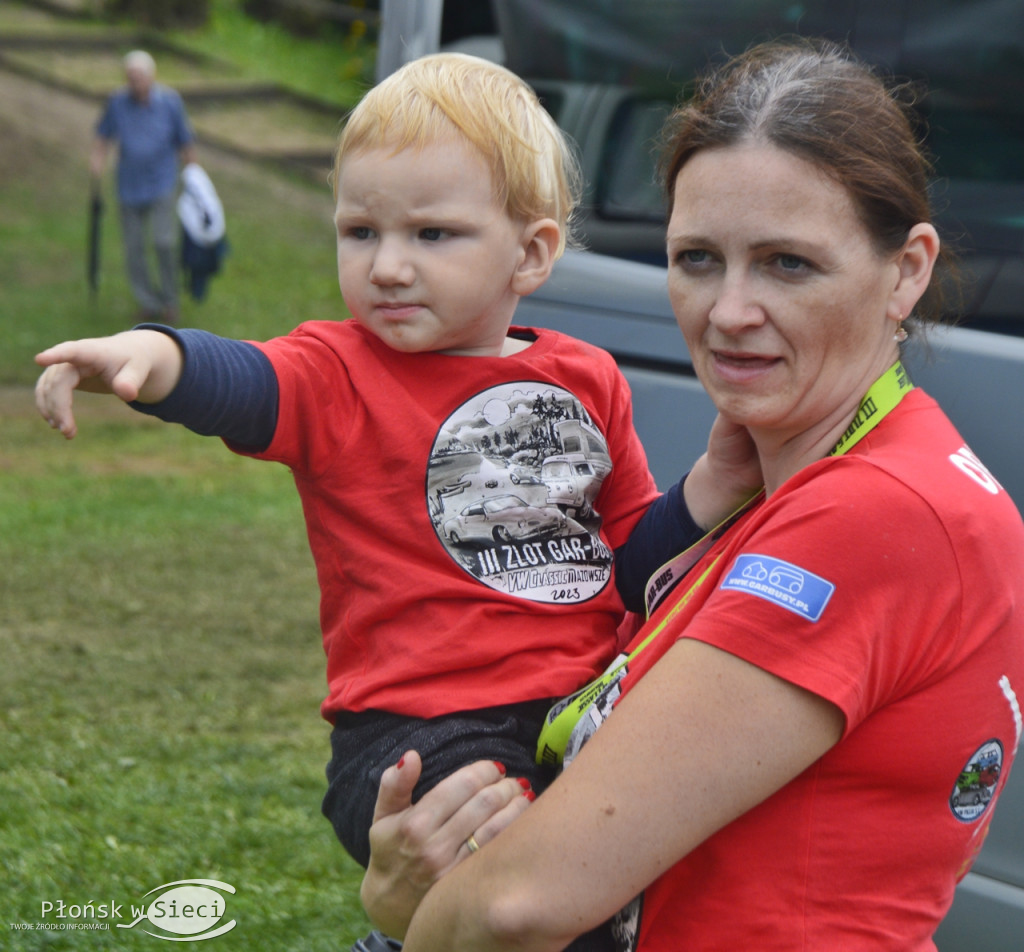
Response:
[827,360,913,457]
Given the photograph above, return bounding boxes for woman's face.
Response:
[667,142,903,447]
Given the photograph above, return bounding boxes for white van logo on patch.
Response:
[722,555,835,622]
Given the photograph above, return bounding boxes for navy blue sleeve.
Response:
[614,475,703,613]
[129,324,278,451]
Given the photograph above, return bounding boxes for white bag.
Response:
[177,162,226,247]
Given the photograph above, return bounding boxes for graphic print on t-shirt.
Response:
[950,739,1003,822]
[427,382,614,603]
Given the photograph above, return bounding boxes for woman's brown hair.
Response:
[660,37,960,327]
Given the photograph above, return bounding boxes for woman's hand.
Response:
[360,752,534,938]
[685,414,762,529]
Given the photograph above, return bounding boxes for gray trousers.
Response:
[119,191,179,313]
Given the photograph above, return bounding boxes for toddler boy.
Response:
[38,54,668,875]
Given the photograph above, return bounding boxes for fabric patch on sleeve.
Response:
[720,554,836,622]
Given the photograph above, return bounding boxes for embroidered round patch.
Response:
[950,740,1003,822]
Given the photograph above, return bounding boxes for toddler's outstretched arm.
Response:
[35,329,184,439]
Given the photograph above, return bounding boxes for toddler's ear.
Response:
[512,218,561,296]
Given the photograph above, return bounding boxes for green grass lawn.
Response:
[0,4,375,948]
[1,396,372,950]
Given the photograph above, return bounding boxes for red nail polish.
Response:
[517,778,531,790]
[493,761,507,775]
[396,756,405,769]
[524,790,536,802]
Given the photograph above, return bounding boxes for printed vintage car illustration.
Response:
[442,493,572,545]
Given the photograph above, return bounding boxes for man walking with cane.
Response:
[91,50,197,324]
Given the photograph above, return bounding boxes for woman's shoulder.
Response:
[774,401,1024,565]
[857,388,1016,520]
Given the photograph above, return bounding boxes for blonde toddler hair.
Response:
[333,52,582,257]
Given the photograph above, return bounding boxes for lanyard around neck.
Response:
[828,360,913,456]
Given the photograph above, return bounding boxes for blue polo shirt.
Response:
[96,84,195,205]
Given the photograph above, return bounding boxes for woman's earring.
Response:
[894,314,908,343]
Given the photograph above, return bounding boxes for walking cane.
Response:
[87,181,103,300]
